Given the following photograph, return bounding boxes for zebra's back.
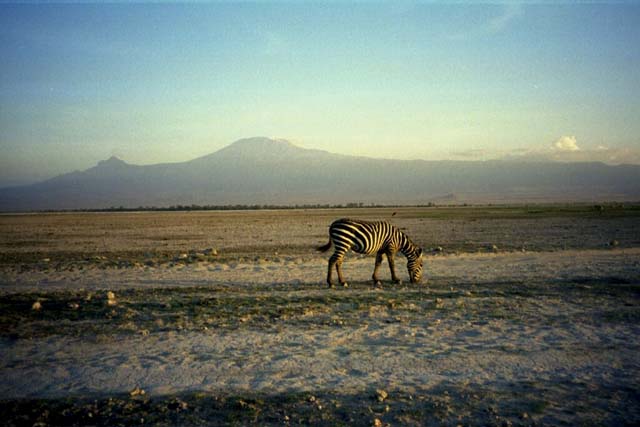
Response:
[329,218,397,255]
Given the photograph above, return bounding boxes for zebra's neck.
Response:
[399,232,418,258]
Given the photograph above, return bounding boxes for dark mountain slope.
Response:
[1,137,638,211]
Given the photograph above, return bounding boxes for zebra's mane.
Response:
[398,228,420,258]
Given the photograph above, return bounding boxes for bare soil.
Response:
[1,206,639,426]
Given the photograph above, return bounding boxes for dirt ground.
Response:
[1,206,639,426]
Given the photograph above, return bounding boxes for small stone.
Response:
[106,291,117,306]
[373,418,383,427]
[375,389,388,402]
[41,258,50,263]
[609,240,619,247]
[433,246,443,252]
[32,301,42,311]
[129,387,145,397]
[68,302,80,310]
[489,244,498,251]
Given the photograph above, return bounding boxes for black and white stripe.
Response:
[317,218,423,287]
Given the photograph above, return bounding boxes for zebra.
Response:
[317,218,423,287]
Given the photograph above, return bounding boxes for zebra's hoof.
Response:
[373,280,382,287]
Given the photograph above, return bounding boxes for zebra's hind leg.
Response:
[327,253,348,288]
[335,258,348,287]
[372,252,384,286]
[327,256,336,287]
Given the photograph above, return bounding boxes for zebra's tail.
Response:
[316,240,332,252]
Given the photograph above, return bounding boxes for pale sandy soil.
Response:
[1,208,639,425]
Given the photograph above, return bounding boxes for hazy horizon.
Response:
[2,2,639,187]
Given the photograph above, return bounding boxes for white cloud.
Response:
[488,3,524,34]
[552,135,580,152]
[447,3,524,40]
[498,145,640,165]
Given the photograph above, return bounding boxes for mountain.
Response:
[1,137,639,211]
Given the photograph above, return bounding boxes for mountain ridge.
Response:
[1,137,639,211]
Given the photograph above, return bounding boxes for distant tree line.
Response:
[38,202,440,213]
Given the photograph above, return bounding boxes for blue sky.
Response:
[1,1,639,186]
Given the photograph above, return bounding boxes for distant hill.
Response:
[1,137,639,211]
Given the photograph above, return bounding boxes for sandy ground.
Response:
[1,208,639,425]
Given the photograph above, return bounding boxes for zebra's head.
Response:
[407,247,423,283]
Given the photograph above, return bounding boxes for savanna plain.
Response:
[1,206,639,426]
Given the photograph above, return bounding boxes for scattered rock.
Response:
[433,246,444,253]
[129,387,145,397]
[489,244,498,251]
[67,302,80,310]
[204,248,218,256]
[106,291,117,306]
[375,389,388,402]
[41,258,50,263]
[193,252,207,261]
[373,418,383,427]
[609,240,619,247]
[32,301,42,311]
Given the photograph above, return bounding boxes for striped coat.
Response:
[317,218,423,287]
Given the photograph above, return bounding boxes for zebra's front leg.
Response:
[387,251,401,284]
[372,251,384,286]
